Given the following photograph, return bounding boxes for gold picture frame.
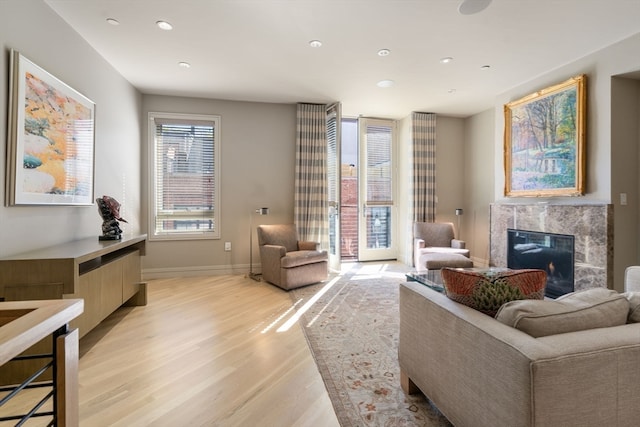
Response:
[504,74,586,197]
[6,49,95,206]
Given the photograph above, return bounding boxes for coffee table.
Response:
[406,270,445,293]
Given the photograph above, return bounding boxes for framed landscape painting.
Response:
[504,74,586,197]
[6,50,95,206]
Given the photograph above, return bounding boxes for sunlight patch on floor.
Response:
[304,281,350,328]
[260,298,303,334]
[276,275,341,333]
[344,261,409,280]
[266,261,411,333]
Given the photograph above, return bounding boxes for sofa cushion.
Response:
[441,268,546,316]
[623,291,640,323]
[496,288,629,337]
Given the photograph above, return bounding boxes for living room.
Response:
[2,1,640,290]
[1,0,640,425]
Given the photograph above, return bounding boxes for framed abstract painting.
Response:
[6,49,95,206]
[504,74,586,197]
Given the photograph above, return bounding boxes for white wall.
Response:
[397,115,412,265]
[141,95,296,277]
[493,33,640,204]
[435,117,466,227]
[463,108,495,266]
[489,32,640,290]
[611,76,640,290]
[0,0,142,257]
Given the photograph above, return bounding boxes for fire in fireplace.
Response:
[507,229,575,298]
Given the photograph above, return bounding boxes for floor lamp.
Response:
[249,207,269,281]
[455,208,463,240]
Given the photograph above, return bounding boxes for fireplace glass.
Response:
[507,229,574,298]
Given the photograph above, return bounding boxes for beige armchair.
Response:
[257,224,328,290]
[413,222,472,271]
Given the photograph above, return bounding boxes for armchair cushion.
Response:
[258,224,299,252]
[298,240,319,251]
[451,239,466,249]
[414,221,459,248]
[281,250,328,268]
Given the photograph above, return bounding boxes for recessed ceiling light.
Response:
[377,79,395,88]
[377,49,391,57]
[458,0,492,15]
[440,57,453,64]
[106,18,120,26]
[156,20,173,30]
[178,62,191,69]
[448,89,457,94]
[480,65,491,70]
[309,40,323,48]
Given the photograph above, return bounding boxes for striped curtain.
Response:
[294,103,328,248]
[412,112,437,222]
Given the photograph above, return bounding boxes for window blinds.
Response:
[153,117,216,235]
[365,124,393,205]
[326,105,338,204]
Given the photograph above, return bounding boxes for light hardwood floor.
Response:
[81,274,340,426]
[2,275,340,427]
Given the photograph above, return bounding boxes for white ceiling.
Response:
[45,0,640,119]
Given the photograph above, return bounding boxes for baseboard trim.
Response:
[143,264,257,280]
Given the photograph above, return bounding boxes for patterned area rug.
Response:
[289,262,453,427]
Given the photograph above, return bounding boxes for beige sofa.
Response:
[398,281,640,427]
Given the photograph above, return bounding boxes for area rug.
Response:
[289,262,453,427]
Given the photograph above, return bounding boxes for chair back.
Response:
[413,222,455,247]
[624,266,640,292]
[257,224,299,252]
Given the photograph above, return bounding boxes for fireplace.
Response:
[490,203,611,292]
[507,229,575,298]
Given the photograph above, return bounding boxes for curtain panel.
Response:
[294,103,328,248]
[412,112,436,223]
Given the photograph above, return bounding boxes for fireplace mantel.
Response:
[490,203,613,291]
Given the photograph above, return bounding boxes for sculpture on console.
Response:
[96,195,128,240]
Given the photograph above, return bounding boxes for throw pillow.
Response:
[440,268,546,317]
[496,288,629,337]
[623,291,640,323]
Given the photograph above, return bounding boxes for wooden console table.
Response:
[0,234,146,339]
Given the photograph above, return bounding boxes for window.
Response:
[148,112,220,240]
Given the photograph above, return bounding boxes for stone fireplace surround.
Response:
[490,203,613,291]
